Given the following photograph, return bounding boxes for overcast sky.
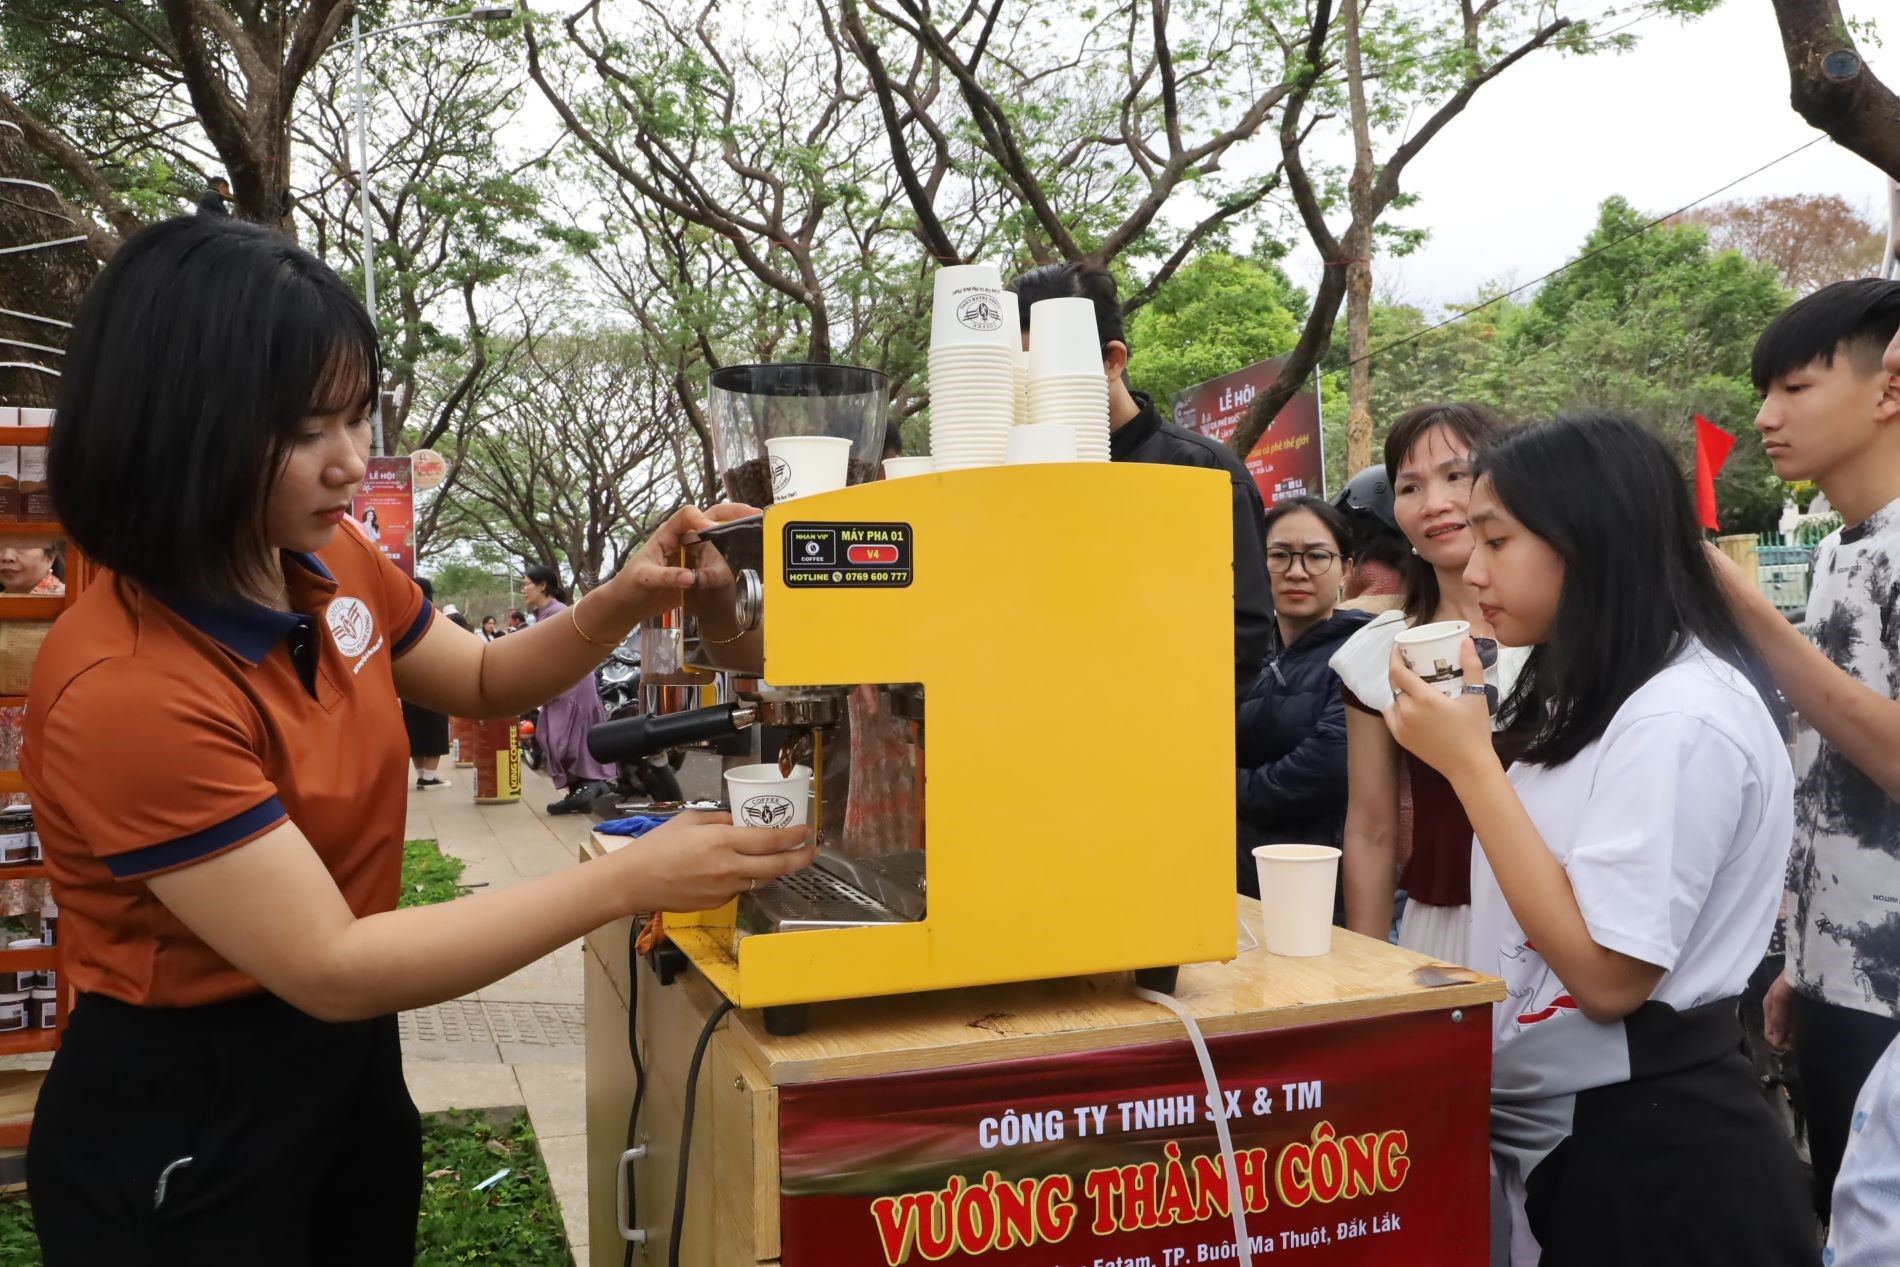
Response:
[1290,1,1895,310]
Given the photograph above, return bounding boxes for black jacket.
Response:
[1113,391,1273,689]
[1235,608,1373,894]
[196,188,229,217]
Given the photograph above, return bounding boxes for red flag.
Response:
[1694,414,1736,533]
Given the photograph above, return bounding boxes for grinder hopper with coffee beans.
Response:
[587,362,1236,1034]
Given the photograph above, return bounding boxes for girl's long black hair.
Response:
[1477,411,1781,767]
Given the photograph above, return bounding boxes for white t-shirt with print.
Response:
[1469,644,1793,1052]
[1789,498,1900,1016]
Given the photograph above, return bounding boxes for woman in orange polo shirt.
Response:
[21,216,813,1265]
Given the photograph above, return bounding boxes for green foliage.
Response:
[0,1111,569,1267]
[0,1192,34,1264]
[1318,197,1794,532]
[1127,253,1308,406]
[416,1111,572,1267]
[400,839,470,909]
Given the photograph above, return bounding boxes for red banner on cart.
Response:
[1173,358,1324,504]
[780,1006,1490,1266]
[351,455,415,576]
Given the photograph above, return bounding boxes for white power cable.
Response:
[1132,985,1254,1267]
[0,363,59,377]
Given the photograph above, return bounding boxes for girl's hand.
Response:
[611,810,812,913]
[1382,640,1500,786]
[597,502,760,624]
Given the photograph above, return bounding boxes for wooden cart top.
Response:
[588,831,1503,1085]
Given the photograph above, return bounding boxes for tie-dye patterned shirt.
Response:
[1789,500,1900,1017]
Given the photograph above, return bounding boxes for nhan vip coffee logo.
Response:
[956,291,1004,332]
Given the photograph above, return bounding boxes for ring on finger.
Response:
[1461,684,1489,697]
[748,877,758,893]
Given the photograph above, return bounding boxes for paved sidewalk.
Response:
[401,764,601,1267]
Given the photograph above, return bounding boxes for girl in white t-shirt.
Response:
[1381,412,1810,1266]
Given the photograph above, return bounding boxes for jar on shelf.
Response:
[30,988,55,1029]
[0,807,30,865]
[0,991,26,1032]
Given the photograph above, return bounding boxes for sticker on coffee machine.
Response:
[783,523,913,588]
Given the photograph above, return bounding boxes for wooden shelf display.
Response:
[0,404,81,1152]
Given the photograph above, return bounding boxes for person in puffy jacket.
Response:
[1236,496,1371,897]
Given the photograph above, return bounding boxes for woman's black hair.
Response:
[1261,495,1353,557]
[415,576,435,602]
[524,565,570,605]
[1384,402,1507,623]
[1477,411,1780,767]
[50,216,379,604]
[1006,262,1127,354]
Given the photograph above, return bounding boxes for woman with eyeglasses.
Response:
[1235,497,1372,898]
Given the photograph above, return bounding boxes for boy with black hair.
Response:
[1715,277,1900,1217]
[1008,261,1273,688]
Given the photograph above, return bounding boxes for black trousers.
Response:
[28,992,421,1266]
[1791,991,1900,1217]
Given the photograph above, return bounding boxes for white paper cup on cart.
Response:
[1253,844,1341,957]
[1006,423,1078,465]
[1394,620,1473,699]
[1027,297,1105,378]
[726,763,812,835]
[883,456,933,480]
[931,264,1011,349]
[764,435,851,500]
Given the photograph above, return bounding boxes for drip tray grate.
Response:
[740,864,909,932]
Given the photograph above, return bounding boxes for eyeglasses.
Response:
[1266,548,1340,576]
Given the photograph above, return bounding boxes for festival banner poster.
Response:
[352,455,416,576]
[780,1005,1491,1266]
[1172,360,1325,505]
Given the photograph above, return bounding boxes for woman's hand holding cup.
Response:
[1382,641,1499,786]
[610,810,812,914]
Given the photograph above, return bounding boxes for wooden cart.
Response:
[582,832,1504,1266]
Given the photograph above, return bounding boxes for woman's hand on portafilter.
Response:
[617,502,759,598]
[608,810,811,913]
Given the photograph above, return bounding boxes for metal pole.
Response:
[353,11,383,457]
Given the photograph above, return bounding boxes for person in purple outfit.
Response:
[521,565,618,814]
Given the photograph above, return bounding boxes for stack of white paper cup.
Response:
[1005,423,1079,465]
[1026,297,1111,462]
[1001,289,1028,428]
[929,264,1015,469]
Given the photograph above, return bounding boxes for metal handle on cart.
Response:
[617,1143,649,1244]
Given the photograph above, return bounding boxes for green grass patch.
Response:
[0,1190,33,1264]
[0,1110,571,1266]
[417,1110,574,1267]
[401,838,469,909]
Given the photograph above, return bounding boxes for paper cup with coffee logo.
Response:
[725,764,812,842]
[1394,620,1473,699]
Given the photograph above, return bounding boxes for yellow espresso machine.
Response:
[588,364,1238,1033]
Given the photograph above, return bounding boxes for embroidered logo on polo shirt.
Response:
[327,598,376,658]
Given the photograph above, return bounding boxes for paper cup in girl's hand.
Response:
[726,764,812,839]
[764,436,850,501]
[1394,620,1473,700]
[1253,845,1341,957]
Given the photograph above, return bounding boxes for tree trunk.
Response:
[0,123,94,407]
[1770,0,1900,183]
[1342,0,1376,475]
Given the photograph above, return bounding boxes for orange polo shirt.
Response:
[23,527,432,1007]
